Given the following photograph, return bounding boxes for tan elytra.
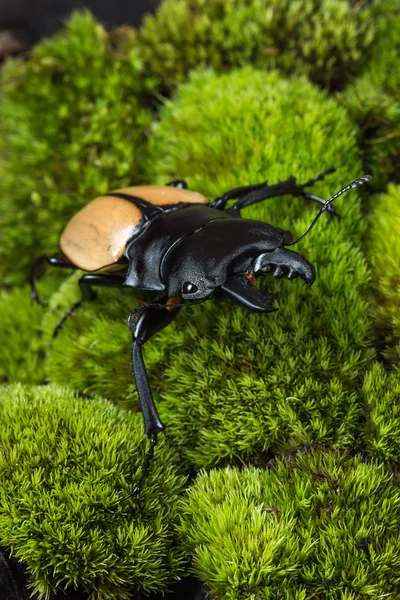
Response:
[60,186,209,272]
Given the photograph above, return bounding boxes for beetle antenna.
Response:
[286,174,371,247]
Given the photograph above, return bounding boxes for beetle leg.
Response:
[211,182,266,210]
[166,180,188,189]
[31,254,74,305]
[301,192,341,222]
[53,273,126,338]
[128,298,180,436]
[125,298,181,502]
[212,168,338,217]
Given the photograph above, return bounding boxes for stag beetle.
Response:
[31,168,370,499]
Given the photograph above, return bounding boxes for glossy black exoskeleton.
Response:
[31,168,371,500]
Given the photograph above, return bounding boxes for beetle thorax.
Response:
[162,218,287,300]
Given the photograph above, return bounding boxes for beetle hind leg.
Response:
[52,273,126,338]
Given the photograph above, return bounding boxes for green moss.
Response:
[363,363,400,464]
[138,0,374,90]
[366,184,400,365]
[179,450,400,599]
[0,287,46,385]
[0,384,186,599]
[0,10,153,287]
[339,0,400,190]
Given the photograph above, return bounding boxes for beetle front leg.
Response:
[31,254,74,305]
[124,299,181,502]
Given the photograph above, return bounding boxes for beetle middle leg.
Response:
[53,273,126,337]
[166,180,188,189]
[31,254,75,305]
[211,167,339,219]
[123,298,181,502]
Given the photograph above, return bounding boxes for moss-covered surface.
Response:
[339,0,400,190]
[363,363,400,463]
[179,449,400,599]
[367,184,400,366]
[138,0,374,90]
[0,4,399,599]
[0,385,186,599]
[0,10,154,287]
[43,273,138,404]
[0,287,46,385]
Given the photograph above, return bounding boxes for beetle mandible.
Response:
[31,168,370,499]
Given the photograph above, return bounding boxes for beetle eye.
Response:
[182,282,199,294]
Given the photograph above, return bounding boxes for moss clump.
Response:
[0,287,46,385]
[339,0,400,190]
[0,384,186,599]
[179,450,400,599]
[0,10,153,287]
[138,0,374,90]
[366,184,400,365]
[363,363,400,464]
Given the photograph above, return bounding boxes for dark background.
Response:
[0,0,161,57]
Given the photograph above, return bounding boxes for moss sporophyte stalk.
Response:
[0,3,399,599]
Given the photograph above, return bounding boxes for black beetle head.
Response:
[162,218,315,312]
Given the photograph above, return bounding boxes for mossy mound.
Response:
[179,450,400,599]
[0,10,153,287]
[139,67,372,469]
[363,363,400,464]
[138,0,374,90]
[339,0,400,190]
[367,183,400,365]
[0,384,186,599]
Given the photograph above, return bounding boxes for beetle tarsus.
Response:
[300,166,336,188]
[213,168,337,216]
[53,299,83,339]
[166,180,188,189]
[302,192,340,221]
[51,273,124,338]
[121,433,158,505]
